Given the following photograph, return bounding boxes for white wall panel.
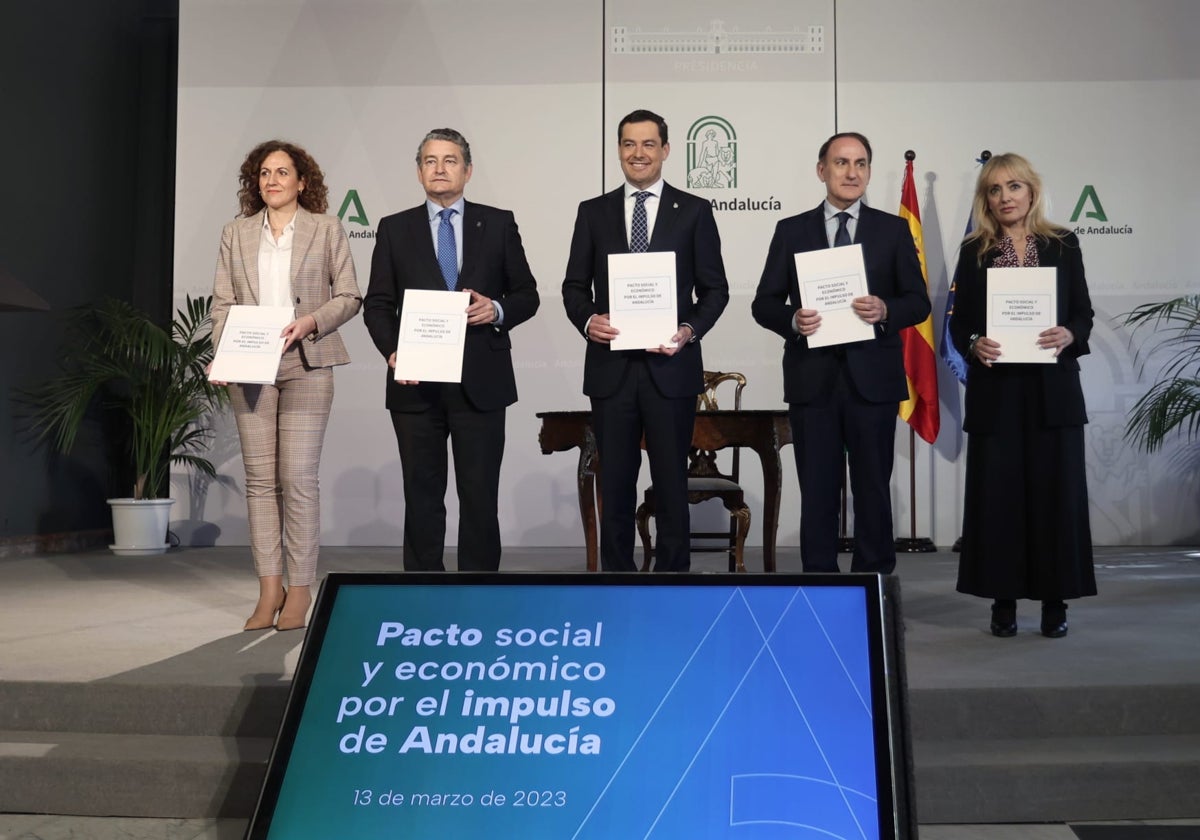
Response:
[174,0,1200,550]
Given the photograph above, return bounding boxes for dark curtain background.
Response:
[0,0,179,544]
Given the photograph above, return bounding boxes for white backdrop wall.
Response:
[173,0,1200,553]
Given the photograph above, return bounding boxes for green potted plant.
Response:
[1123,294,1200,453]
[27,294,229,554]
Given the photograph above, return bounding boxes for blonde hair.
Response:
[965,152,1066,262]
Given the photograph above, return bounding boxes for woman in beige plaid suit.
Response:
[210,140,362,631]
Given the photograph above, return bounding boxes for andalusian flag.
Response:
[897,156,940,443]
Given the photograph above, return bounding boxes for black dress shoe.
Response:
[990,602,1017,637]
[1041,601,1068,638]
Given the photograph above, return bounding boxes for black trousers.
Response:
[390,384,506,571]
[789,362,898,574]
[592,359,695,572]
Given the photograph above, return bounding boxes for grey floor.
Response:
[1,544,1198,839]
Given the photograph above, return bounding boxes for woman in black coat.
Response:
[950,152,1096,638]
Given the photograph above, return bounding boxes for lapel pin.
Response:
[673,202,679,209]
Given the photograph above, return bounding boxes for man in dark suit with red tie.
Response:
[364,128,539,571]
[562,109,730,572]
[752,132,930,574]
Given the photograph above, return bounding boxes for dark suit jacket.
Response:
[561,183,730,399]
[751,203,931,404]
[363,200,540,412]
[949,231,1093,432]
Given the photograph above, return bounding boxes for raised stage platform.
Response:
[1,545,1198,840]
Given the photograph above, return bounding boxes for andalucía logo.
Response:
[1069,185,1132,237]
[686,115,782,214]
[337,190,376,239]
[687,116,737,189]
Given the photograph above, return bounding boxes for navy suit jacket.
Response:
[561,183,730,399]
[363,200,540,412]
[751,203,930,404]
[948,231,1093,432]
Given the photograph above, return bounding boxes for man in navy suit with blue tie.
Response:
[364,128,539,572]
[563,110,730,572]
[752,132,930,574]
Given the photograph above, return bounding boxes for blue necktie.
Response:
[834,211,852,247]
[630,191,652,253]
[437,208,458,290]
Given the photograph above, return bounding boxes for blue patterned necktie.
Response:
[834,211,852,247]
[630,190,652,252]
[437,208,458,290]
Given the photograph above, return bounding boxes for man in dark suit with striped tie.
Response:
[364,128,540,572]
[562,109,730,572]
[752,132,930,575]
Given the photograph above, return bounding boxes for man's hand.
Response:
[587,313,620,344]
[794,308,821,337]
[649,324,694,356]
[388,352,419,385]
[464,288,497,326]
[851,295,887,325]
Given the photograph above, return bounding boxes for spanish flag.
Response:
[897,156,940,443]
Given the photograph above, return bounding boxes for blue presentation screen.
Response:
[247,573,904,839]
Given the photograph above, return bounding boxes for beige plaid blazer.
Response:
[211,207,362,368]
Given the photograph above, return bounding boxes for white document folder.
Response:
[394,289,470,383]
[208,304,293,385]
[793,244,874,348]
[607,252,678,351]
[987,267,1058,364]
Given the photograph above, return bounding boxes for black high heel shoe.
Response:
[990,600,1017,637]
[1041,601,1068,638]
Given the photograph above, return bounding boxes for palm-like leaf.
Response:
[1123,295,1200,453]
[25,295,229,499]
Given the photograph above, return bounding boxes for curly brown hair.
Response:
[236,139,329,217]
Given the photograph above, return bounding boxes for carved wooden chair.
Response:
[635,371,751,572]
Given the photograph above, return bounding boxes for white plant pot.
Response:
[107,498,174,556]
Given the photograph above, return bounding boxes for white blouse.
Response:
[257,214,295,308]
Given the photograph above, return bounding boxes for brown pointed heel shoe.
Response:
[244,590,287,631]
[275,588,311,632]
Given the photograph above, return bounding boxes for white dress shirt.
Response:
[625,179,663,247]
[823,199,862,247]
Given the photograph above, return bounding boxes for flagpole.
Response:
[895,149,937,553]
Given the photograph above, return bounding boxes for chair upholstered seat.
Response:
[685,477,743,495]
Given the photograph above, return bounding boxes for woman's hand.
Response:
[206,361,227,387]
[281,314,318,351]
[1037,326,1075,357]
[972,335,1002,367]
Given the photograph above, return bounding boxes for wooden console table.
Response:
[536,410,792,572]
